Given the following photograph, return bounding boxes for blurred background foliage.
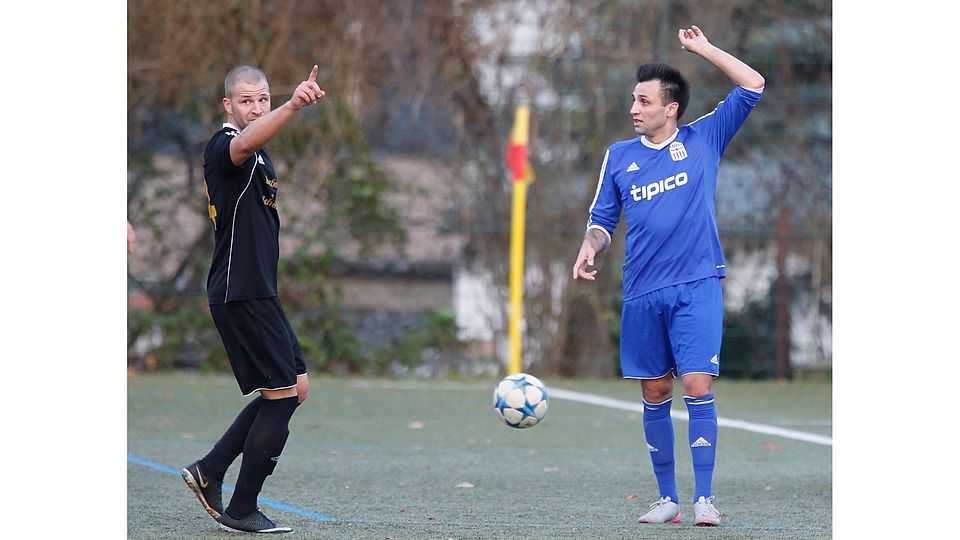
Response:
[128,0,831,379]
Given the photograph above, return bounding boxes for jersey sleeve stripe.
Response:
[685,102,721,127]
[587,148,610,217]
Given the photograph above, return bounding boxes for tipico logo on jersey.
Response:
[630,172,688,202]
[669,141,688,161]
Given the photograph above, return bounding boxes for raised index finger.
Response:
[307,64,318,83]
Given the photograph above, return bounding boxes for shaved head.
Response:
[224,65,268,99]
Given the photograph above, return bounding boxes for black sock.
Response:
[226,396,299,518]
[199,397,263,481]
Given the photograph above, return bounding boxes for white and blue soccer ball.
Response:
[492,373,549,428]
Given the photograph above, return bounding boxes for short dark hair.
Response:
[636,63,690,119]
[224,65,268,99]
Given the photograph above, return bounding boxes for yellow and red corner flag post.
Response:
[505,106,534,375]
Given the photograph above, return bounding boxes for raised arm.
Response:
[678,26,765,90]
[230,65,326,165]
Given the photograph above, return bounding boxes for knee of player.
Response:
[295,374,310,404]
[642,388,673,404]
[680,379,713,398]
[640,374,675,403]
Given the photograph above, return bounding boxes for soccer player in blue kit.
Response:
[571,26,764,526]
[180,64,325,534]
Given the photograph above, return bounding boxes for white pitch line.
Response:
[549,387,832,446]
[345,380,833,446]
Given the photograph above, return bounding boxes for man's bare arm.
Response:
[230,65,325,166]
[572,227,611,281]
[585,227,611,255]
[678,26,765,90]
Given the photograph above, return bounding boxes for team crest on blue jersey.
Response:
[669,141,688,161]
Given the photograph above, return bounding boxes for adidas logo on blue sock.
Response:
[690,437,712,448]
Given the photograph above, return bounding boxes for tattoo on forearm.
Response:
[586,228,610,254]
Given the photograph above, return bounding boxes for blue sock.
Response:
[643,397,678,503]
[684,394,718,502]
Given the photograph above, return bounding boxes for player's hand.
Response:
[572,244,598,281]
[291,65,325,110]
[678,25,710,55]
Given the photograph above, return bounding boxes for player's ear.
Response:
[222,97,232,115]
[665,101,679,119]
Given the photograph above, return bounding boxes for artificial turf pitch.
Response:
[128,372,831,539]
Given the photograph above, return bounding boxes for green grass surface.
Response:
[128,373,831,539]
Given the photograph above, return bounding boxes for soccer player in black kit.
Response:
[181,64,325,534]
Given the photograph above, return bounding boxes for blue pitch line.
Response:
[127,454,339,523]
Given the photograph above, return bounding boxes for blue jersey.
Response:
[586,86,761,301]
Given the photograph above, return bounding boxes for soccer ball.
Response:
[492,373,549,428]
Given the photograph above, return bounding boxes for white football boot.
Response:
[693,495,722,526]
[638,496,681,524]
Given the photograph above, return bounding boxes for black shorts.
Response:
[209,296,308,396]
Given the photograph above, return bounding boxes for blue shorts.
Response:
[620,277,723,379]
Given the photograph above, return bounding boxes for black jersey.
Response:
[203,124,282,304]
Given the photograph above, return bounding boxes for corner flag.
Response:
[506,106,534,374]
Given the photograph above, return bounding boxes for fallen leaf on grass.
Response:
[408,421,424,429]
[542,467,559,472]
[763,443,783,452]
[627,494,639,500]
[454,482,475,488]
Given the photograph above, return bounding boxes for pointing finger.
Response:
[307,64,318,83]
